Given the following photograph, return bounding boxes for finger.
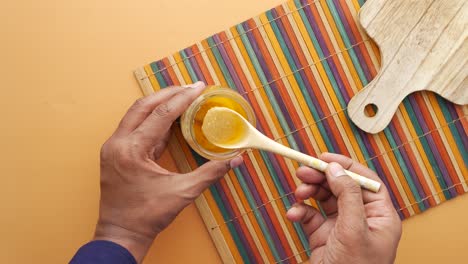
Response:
[295,167,337,216]
[134,81,206,146]
[308,220,335,251]
[325,162,367,237]
[295,183,319,201]
[114,86,186,137]
[296,166,324,183]
[320,152,391,204]
[320,152,383,184]
[294,183,338,216]
[296,166,330,190]
[179,156,244,198]
[152,129,172,160]
[286,203,326,237]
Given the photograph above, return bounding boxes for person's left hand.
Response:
[94,82,243,263]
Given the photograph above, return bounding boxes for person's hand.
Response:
[94,82,243,263]
[286,153,402,264]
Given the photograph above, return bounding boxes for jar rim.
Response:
[180,86,256,160]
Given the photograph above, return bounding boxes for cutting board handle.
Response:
[348,0,468,134]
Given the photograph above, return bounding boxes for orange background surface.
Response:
[1,0,467,263]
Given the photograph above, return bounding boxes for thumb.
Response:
[182,156,244,197]
[325,162,367,236]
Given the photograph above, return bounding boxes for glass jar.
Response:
[181,86,256,160]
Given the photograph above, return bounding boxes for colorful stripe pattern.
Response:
[135,0,468,263]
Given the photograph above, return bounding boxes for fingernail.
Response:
[287,206,299,216]
[182,81,206,89]
[229,156,244,169]
[329,163,347,177]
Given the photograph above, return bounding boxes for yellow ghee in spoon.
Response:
[201,107,248,147]
[193,96,247,152]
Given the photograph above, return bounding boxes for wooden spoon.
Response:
[202,107,381,193]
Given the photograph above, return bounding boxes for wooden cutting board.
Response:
[348,0,468,134]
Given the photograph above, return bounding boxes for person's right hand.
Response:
[286,153,402,264]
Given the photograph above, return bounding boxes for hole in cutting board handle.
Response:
[364,103,378,117]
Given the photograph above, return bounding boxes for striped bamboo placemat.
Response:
[135,0,468,263]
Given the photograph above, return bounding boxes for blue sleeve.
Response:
[70,240,137,264]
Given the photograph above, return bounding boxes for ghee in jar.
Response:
[180,86,256,160]
[201,107,249,148]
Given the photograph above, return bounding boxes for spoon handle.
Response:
[253,135,381,192]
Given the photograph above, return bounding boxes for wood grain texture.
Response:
[348,0,468,134]
[134,67,155,95]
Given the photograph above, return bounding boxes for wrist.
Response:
[94,220,155,263]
